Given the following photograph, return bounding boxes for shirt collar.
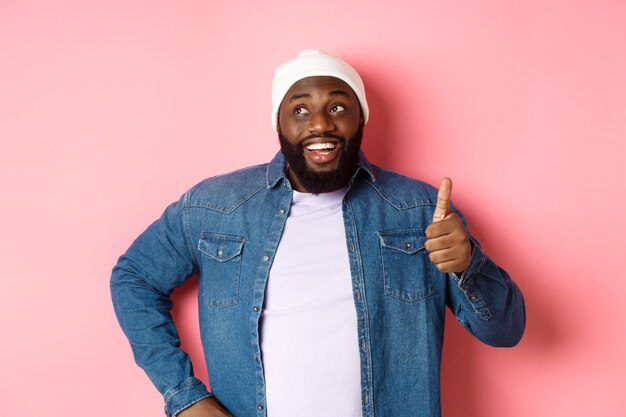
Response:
[266,150,376,189]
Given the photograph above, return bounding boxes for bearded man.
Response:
[111,49,525,417]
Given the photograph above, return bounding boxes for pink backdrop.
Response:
[1,1,625,416]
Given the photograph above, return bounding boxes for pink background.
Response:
[1,1,625,416]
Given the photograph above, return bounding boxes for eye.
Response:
[293,106,309,115]
[330,104,345,113]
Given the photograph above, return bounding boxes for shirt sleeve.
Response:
[110,192,212,416]
[446,210,526,347]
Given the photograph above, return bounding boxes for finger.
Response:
[424,234,455,253]
[428,247,457,264]
[427,243,471,273]
[432,177,453,223]
[433,259,464,274]
[425,219,454,240]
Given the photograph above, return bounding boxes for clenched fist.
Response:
[424,177,472,274]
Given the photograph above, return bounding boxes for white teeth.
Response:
[306,142,336,151]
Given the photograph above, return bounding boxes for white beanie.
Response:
[271,49,369,131]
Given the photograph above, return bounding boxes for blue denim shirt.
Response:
[111,151,525,417]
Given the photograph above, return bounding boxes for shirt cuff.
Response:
[449,237,492,320]
[164,377,212,417]
[451,236,485,289]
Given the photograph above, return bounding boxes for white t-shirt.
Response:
[260,188,362,417]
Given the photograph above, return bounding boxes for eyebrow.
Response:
[288,92,311,102]
[288,89,351,102]
[328,89,351,98]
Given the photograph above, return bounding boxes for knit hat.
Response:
[271,49,369,131]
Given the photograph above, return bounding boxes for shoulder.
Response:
[183,163,269,213]
[361,165,439,210]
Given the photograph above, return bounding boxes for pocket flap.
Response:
[198,233,245,262]
[378,230,426,255]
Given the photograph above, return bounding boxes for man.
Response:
[111,49,525,417]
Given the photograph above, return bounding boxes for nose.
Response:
[307,110,335,134]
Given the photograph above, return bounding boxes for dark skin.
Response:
[177,77,471,416]
[425,177,472,274]
[278,76,363,192]
[177,397,230,417]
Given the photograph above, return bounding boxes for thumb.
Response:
[432,177,452,222]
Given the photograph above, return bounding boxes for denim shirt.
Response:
[111,151,525,417]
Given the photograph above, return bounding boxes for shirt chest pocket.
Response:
[378,230,434,302]
[198,233,245,308]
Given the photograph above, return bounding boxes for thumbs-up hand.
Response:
[424,178,472,274]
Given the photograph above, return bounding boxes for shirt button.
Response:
[253,355,257,360]
[217,248,223,257]
[263,255,270,262]
[405,242,412,249]
[278,208,286,215]
[253,306,259,312]
[257,405,264,410]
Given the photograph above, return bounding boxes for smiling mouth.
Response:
[305,142,337,154]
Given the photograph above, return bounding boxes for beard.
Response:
[278,125,363,194]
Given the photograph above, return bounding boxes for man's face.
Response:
[278,76,363,193]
